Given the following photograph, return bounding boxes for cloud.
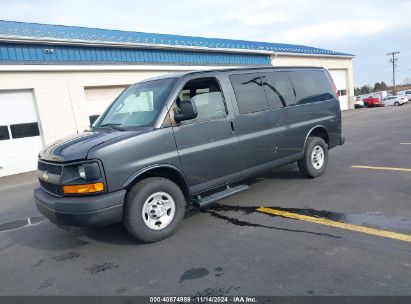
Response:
[278,20,388,44]
[234,12,290,26]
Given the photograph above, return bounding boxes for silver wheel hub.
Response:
[142,192,175,230]
[311,145,325,169]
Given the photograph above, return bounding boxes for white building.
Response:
[0,20,354,177]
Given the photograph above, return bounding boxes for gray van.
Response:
[34,66,345,242]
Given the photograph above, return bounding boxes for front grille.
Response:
[38,161,62,175]
[39,179,63,196]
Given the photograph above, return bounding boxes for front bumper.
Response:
[34,188,126,227]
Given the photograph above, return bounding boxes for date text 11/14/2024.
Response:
[149,296,257,303]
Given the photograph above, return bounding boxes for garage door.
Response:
[329,70,349,111]
[0,91,43,177]
[84,86,128,124]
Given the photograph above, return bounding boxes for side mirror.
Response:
[175,99,198,123]
[89,115,100,125]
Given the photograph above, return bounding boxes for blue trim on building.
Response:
[0,42,271,65]
[0,20,353,57]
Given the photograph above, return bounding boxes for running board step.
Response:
[193,185,249,209]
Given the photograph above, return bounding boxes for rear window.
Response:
[230,73,269,114]
[262,72,294,108]
[288,70,335,105]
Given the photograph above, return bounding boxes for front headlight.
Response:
[61,161,105,195]
[78,165,86,179]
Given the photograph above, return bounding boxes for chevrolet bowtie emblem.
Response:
[42,171,49,181]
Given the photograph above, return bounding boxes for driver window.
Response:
[177,77,227,122]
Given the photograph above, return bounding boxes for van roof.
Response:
[140,66,325,83]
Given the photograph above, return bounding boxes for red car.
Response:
[363,96,385,107]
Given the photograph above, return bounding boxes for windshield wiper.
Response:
[98,123,126,131]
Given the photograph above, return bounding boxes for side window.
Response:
[262,72,295,108]
[288,70,335,105]
[229,73,269,114]
[177,77,227,122]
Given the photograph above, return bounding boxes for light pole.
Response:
[387,51,400,95]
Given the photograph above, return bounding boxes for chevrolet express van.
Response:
[34,67,345,242]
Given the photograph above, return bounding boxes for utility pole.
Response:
[386,51,399,95]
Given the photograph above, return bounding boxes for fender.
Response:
[124,164,191,196]
[303,125,329,149]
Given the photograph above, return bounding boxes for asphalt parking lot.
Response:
[0,105,411,296]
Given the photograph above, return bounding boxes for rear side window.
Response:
[288,70,335,105]
[262,72,295,108]
[230,73,269,114]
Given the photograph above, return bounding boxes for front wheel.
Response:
[394,101,400,107]
[124,177,186,242]
[298,137,328,178]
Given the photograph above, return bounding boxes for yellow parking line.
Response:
[351,165,411,172]
[256,207,411,243]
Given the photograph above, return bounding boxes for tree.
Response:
[360,85,371,95]
[354,87,361,96]
[374,82,382,92]
[380,81,388,91]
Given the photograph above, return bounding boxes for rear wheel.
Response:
[394,101,400,107]
[298,137,328,178]
[124,177,186,242]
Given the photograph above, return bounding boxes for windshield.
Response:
[95,78,177,129]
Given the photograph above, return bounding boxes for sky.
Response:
[0,0,410,87]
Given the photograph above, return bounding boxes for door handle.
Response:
[230,120,235,133]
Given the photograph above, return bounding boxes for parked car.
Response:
[354,96,364,108]
[381,95,408,106]
[397,90,411,101]
[356,91,388,102]
[363,96,385,107]
[34,67,345,242]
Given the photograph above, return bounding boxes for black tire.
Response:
[298,137,328,178]
[123,177,186,243]
[394,101,400,107]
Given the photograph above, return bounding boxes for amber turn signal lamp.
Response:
[63,182,104,194]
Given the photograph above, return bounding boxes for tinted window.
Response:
[262,72,294,108]
[178,78,227,122]
[230,73,269,114]
[10,122,40,139]
[288,70,335,105]
[0,126,10,140]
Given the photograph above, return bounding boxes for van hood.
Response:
[39,130,140,162]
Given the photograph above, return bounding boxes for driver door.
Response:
[171,76,242,194]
